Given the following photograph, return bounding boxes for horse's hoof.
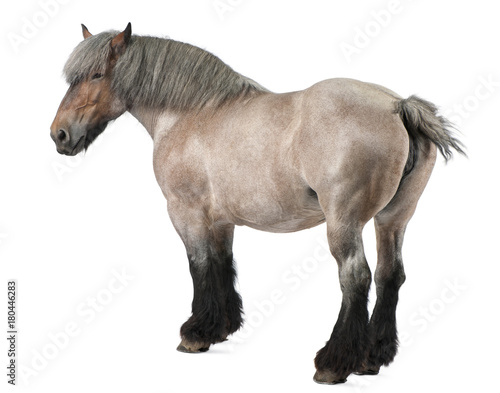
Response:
[313,370,348,385]
[354,369,379,376]
[176,339,210,353]
[354,364,380,376]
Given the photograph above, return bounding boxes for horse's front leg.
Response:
[168,202,243,353]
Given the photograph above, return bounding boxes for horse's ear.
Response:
[110,23,132,60]
[81,24,92,39]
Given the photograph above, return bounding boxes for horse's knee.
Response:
[339,260,371,295]
[373,227,407,290]
[327,226,371,294]
[393,263,406,289]
[374,260,405,290]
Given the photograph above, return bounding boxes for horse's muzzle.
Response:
[50,127,85,156]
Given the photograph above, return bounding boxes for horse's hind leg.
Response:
[313,219,371,384]
[168,202,243,353]
[357,140,437,375]
[356,218,406,375]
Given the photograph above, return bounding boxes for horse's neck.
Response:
[128,88,266,141]
[128,106,180,141]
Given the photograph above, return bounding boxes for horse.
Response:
[50,23,464,384]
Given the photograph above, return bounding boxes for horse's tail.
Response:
[395,95,466,177]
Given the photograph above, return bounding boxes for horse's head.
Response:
[50,23,131,155]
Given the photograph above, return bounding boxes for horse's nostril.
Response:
[57,129,68,142]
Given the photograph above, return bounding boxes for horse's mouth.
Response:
[70,135,86,155]
[58,122,109,156]
[56,134,85,156]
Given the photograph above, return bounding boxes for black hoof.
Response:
[354,369,379,376]
[313,370,348,385]
[176,340,210,353]
[354,364,380,376]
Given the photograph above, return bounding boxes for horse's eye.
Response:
[92,73,103,80]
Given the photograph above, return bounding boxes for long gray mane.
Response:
[63,31,267,111]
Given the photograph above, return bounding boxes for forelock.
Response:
[63,31,117,84]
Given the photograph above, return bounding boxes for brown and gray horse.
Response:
[50,23,464,384]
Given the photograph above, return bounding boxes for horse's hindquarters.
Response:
[297,79,410,225]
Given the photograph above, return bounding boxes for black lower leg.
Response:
[221,254,243,335]
[362,276,402,372]
[180,252,242,347]
[314,291,370,382]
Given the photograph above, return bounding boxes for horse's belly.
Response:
[219,186,326,233]
[236,213,326,233]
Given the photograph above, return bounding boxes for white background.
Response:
[1,0,499,392]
